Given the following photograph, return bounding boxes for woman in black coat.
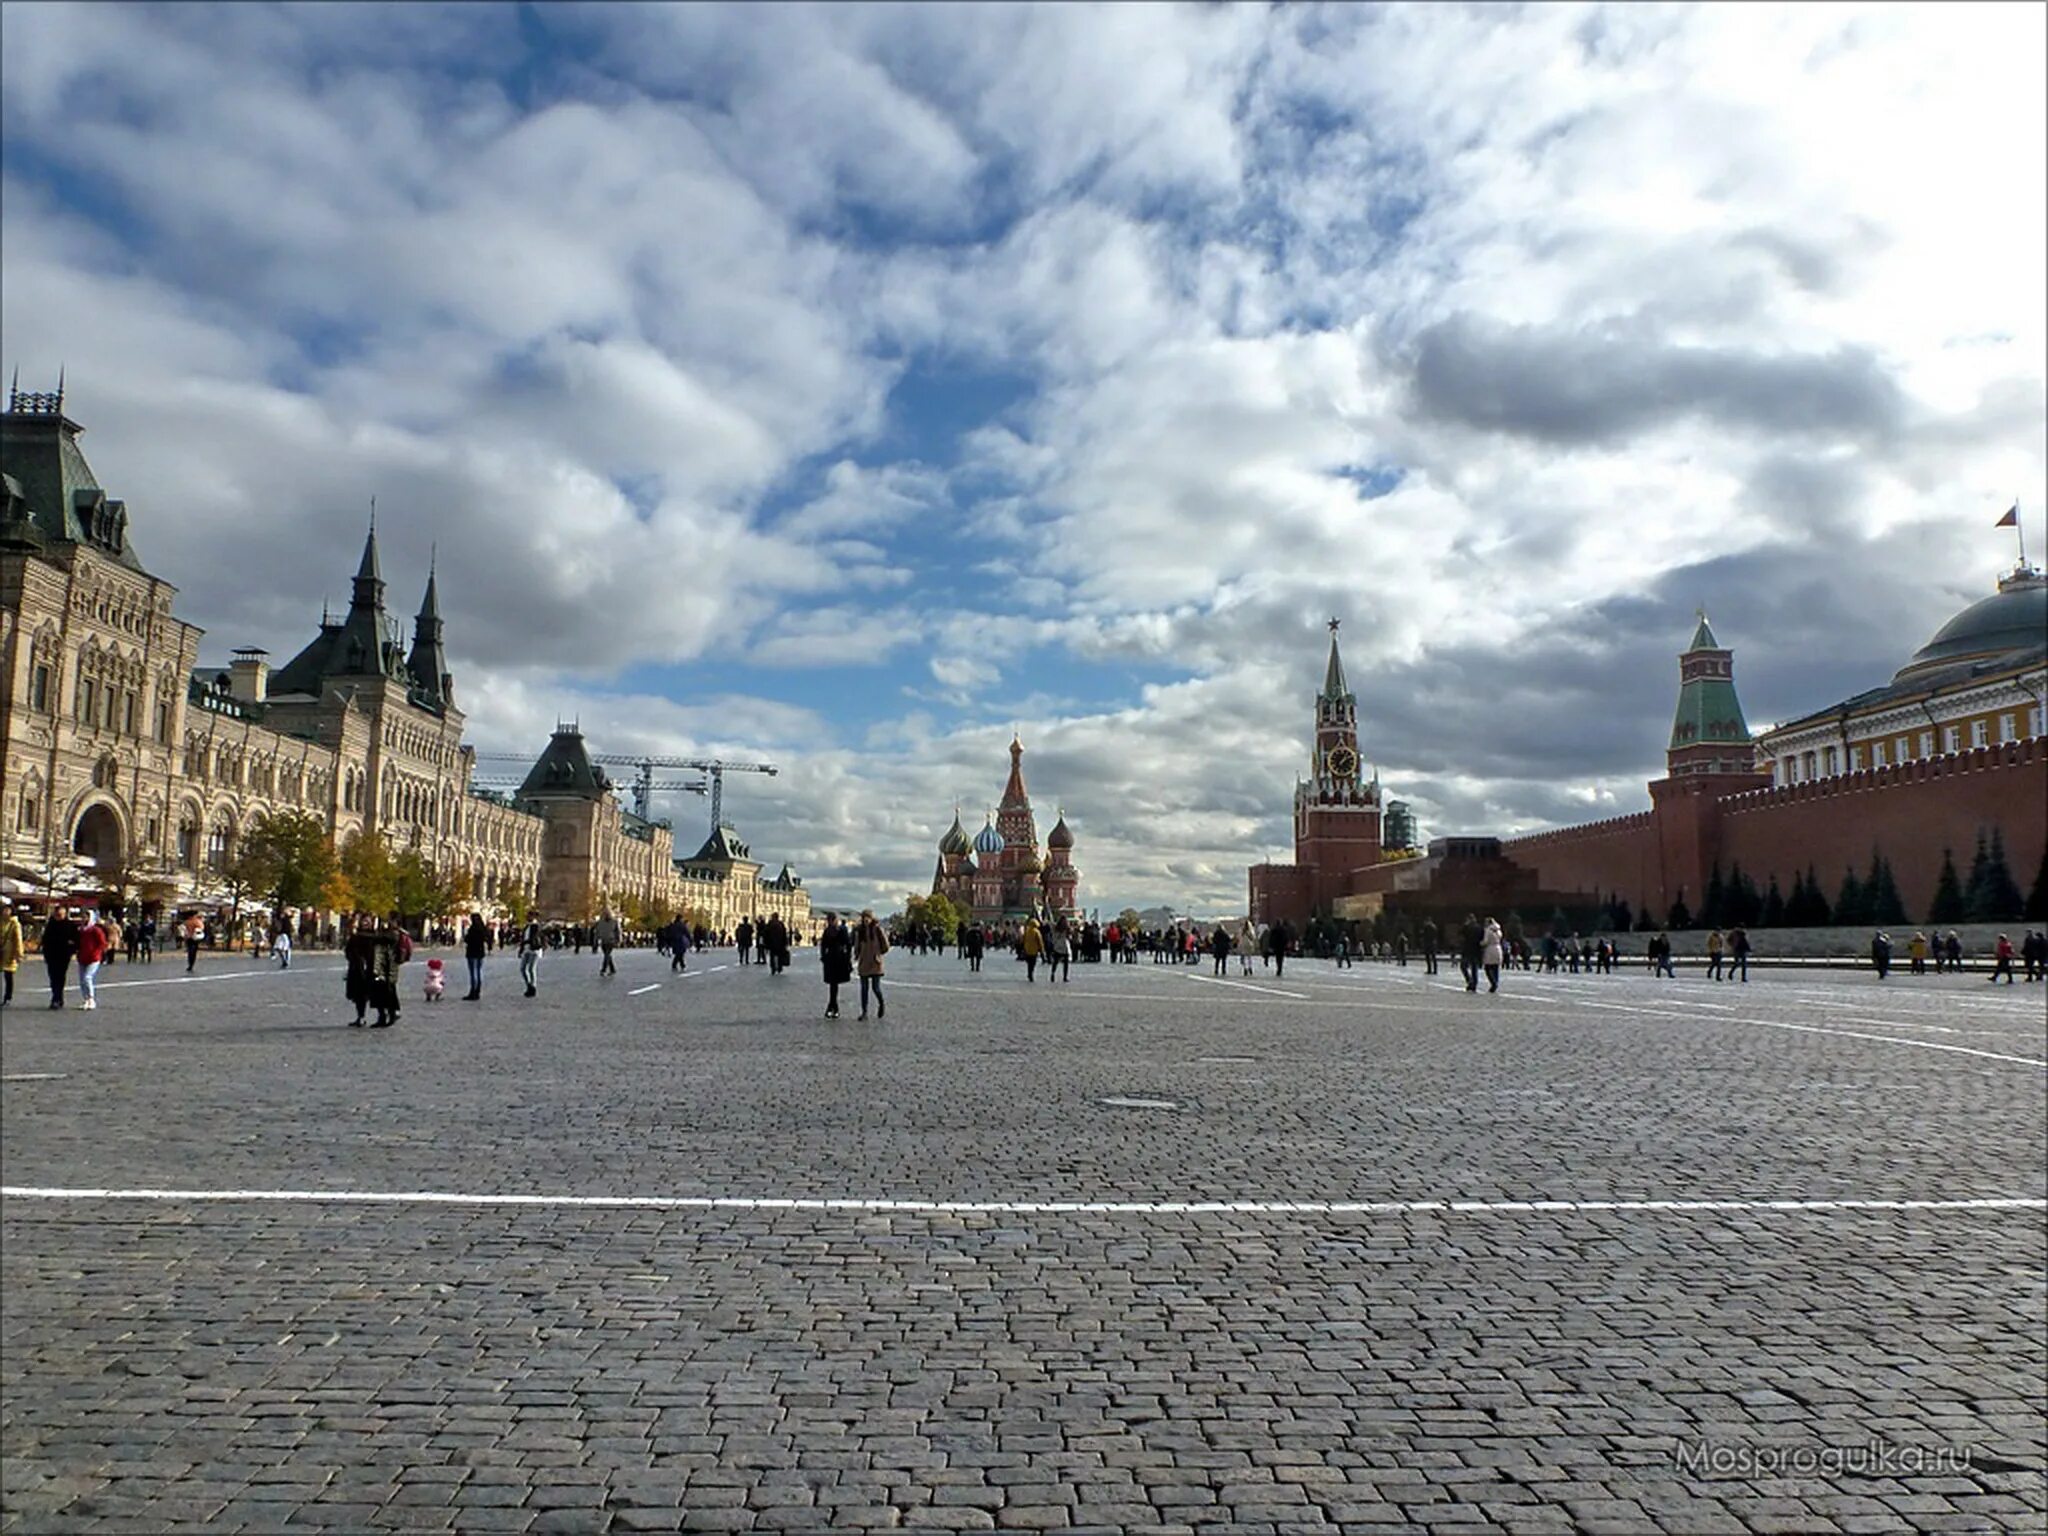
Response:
[343,922,376,1026]
[818,913,854,1019]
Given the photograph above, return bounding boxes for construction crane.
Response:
[469,773,708,820]
[471,751,777,830]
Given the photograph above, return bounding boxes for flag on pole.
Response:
[1996,504,2019,527]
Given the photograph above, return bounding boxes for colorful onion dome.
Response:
[939,809,971,856]
[973,816,1003,855]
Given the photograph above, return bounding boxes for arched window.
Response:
[207,818,234,871]
[178,813,201,870]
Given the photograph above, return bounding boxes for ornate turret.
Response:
[1047,810,1073,849]
[1667,609,1757,777]
[0,381,145,572]
[268,522,410,694]
[406,554,452,710]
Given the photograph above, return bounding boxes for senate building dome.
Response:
[1893,567,2048,684]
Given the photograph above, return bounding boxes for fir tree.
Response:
[1762,874,1786,928]
[1834,866,1866,927]
[2026,845,2048,923]
[1804,863,1831,926]
[1730,865,1763,926]
[1700,861,1727,929]
[1974,828,2025,920]
[1964,829,1992,919]
[1667,896,1692,930]
[1927,848,1967,924]
[1866,853,1908,926]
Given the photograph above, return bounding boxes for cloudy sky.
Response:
[4,2,2043,916]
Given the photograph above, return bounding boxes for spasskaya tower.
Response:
[1291,618,1382,910]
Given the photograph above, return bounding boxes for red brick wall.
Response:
[1717,738,2046,920]
[1505,739,2048,923]
[1504,810,1660,912]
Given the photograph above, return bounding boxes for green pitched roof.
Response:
[1686,611,1721,652]
[0,395,148,573]
[1670,676,1751,749]
[517,728,613,800]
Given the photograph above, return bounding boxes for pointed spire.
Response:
[1002,732,1029,806]
[1321,616,1350,700]
[1687,607,1720,652]
[354,520,383,591]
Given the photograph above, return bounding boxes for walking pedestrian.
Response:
[1651,931,1677,979]
[344,919,375,1026]
[2021,929,2046,983]
[1989,933,2016,984]
[369,919,405,1026]
[1270,919,1292,980]
[271,921,292,969]
[75,910,109,1011]
[736,918,754,966]
[1480,917,1504,994]
[182,910,204,972]
[1210,924,1231,976]
[1705,928,1725,981]
[0,898,21,1007]
[1420,918,1439,975]
[1048,918,1073,982]
[819,912,853,1018]
[1870,930,1892,980]
[518,916,543,998]
[139,914,157,963]
[1908,931,1928,975]
[593,910,621,976]
[1459,914,1483,992]
[964,922,985,974]
[41,906,80,1010]
[462,911,491,999]
[1020,917,1044,982]
[854,909,889,1019]
[1728,925,1750,982]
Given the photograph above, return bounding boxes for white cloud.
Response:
[2,0,2041,918]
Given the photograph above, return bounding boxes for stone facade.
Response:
[0,389,808,929]
[675,824,814,939]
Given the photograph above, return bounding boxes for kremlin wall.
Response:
[1253,566,2048,932]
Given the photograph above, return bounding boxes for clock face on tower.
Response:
[1327,746,1358,780]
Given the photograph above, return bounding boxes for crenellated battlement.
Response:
[1719,737,2044,815]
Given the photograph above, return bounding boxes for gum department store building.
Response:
[0,386,810,935]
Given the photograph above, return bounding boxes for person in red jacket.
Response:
[74,910,110,1012]
[1989,933,2016,985]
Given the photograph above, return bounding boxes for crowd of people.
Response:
[7,891,2044,1022]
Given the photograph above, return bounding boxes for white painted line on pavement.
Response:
[3,1186,2041,1219]
[1187,972,1309,1001]
[2,1073,68,1082]
[99,967,342,988]
[627,984,662,996]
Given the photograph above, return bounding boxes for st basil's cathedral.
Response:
[931,735,1081,922]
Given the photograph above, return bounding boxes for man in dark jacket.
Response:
[1458,914,1483,992]
[40,906,80,1009]
[1419,919,1439,975]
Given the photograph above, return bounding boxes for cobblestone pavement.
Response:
[3,949,2044,1533]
